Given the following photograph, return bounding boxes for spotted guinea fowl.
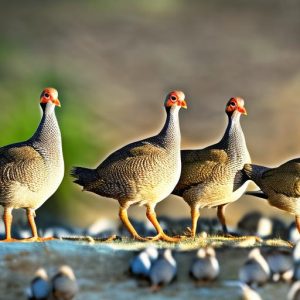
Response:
[243,158,300,233]
[72,91,187,242]
[172,97,250,236]
[0,88,64,242]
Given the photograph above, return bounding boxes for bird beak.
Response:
[238,106,247,115]
[179,100,187,109]
[52,98,61,107]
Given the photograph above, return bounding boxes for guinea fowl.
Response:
[27,268,51,300]
[243,158,300,233]
[72,91,187,242]
[0,88,64,242]
[172,97,250,237]
[52,265,78,300]
[189,247,220,282]
[239,248,270,287]
[149,249,177,291]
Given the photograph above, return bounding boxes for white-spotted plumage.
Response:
[244,158,300,233]
[72,91,186,242]
[173,97,250,235]
[0,88,64,241]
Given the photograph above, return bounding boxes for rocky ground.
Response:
[0,237,293,300]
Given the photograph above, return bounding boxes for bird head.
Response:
[40,87,61,107]
[58,265,76,280]
[196,248,206,258]
[206,247,216,258]
[34,268,49,280]
[164,90,187,109]
[225,97,247,116]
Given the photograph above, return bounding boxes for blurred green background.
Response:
[0,0,300,228]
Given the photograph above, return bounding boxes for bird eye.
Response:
[170,95,177,102]
[229,101,236,107]
[44,93,50,98]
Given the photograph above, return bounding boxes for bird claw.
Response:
[184,227,195,238]
[131,235,148,242]
[0,238,19,242]
[19,236,57,242]
[147,233,182,243]
[222,232,238,238]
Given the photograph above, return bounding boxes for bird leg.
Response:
[185,205,200,238]
[20,208,55,242]
[296,215,300,234]
[27,208,38,238]
[1,207,17,242]
[119,206,147,241]
[217,204,229,234]
[146,205,181,242]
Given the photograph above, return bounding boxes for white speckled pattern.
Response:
[0,101,64,210]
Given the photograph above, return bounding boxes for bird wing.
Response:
[261,160,300,197]
[97,140,166,174]
[0,145,46,192]
[174,148,229,194]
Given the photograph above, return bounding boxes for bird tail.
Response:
[242,163,270,182]
[71,167,98,190]
[245,190,268,199]
[242,163,255,179]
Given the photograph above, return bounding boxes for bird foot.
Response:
[147,232,182,243]
[131,235,148,242]
[19,236,57,242]
[222,232,239,238]
[183,227,196,238]
[0,238,19,242]
[101,235,119,242]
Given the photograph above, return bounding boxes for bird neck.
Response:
[31,103,62,147]
[158,106,181,148]
[220,112,248,159]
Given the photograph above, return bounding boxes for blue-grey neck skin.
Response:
[157,105,181,149]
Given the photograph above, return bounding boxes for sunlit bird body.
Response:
[72,91,187,242]
[173,97,250,236]
[244,158,300,233]
[0,88,64,242]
